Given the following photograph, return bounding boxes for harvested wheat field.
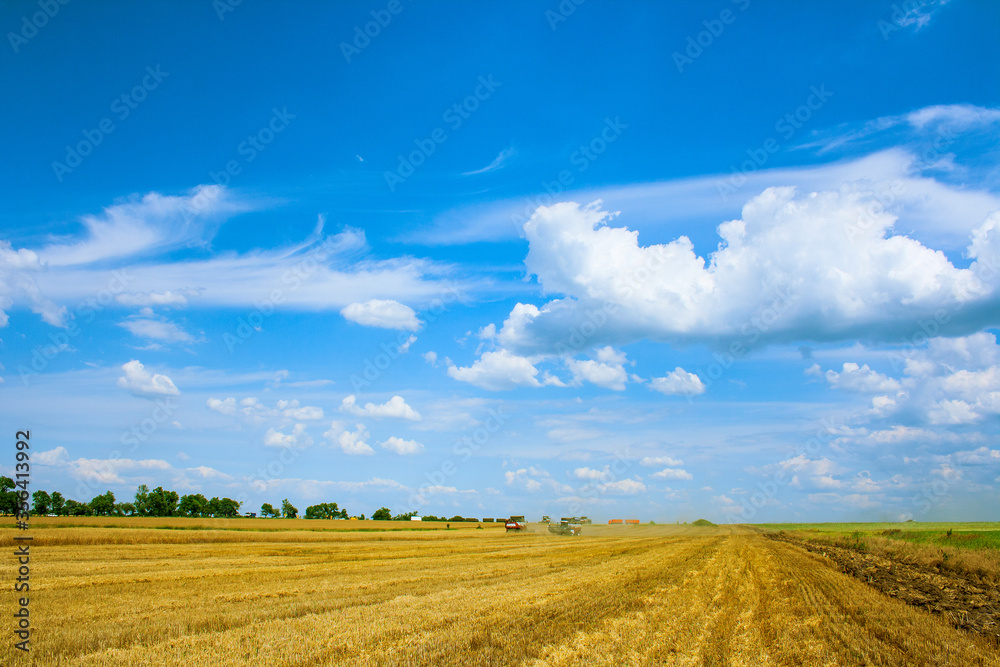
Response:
[2,522,998,666]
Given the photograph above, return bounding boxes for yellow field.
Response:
[11,516,501,543]
[2,522,998,666]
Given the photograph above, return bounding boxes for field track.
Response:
[2,523,998,666]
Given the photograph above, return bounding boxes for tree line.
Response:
[0,478,245,517]
[1,477,479,522]
[0,478,351,521]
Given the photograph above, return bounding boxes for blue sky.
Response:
[2,0,999,522]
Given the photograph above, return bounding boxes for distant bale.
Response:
[691,519,716,527]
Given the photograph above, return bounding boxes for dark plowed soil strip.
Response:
[764,532,1000,641]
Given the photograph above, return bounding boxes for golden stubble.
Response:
[1,523,996,666]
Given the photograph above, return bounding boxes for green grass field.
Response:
[756,522,1000,551]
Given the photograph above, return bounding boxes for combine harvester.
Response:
[505,515,528,532]
[548,517,583,536]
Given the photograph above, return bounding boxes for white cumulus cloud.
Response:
[264,423,313,449]
[565,347,629,390]
[824,363,901,393]
[447,349,542,391]
[379,436,425,455]
[650,368,705,396]
[324,421,374,455]
[117,360,180,397]
[596,479,647,495]
[206,397,237,416]
[340,395,421,420]
[640,456,683,466]
[572,467,610,480]
[488,192,997,355]
[650,467,693,480]
[341,299,421,331]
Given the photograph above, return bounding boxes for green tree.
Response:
[304,502,346,519]
[179,493,209,517]
[64,499,90,516]
[392,511,418,521]
[0,476,18,516]
[281,498,298,519]
[50,491,65,516]
[371,507,392,521]
[89,491,116,516]
[213,497,241,517]
[134,484,151,516]
[32,490,51,515]
[261,503,277,518]
[146,487,179,516]
[115,502,135,516]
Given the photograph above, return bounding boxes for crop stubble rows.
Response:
[1,525,997,666]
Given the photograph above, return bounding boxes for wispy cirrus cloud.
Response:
[1,186,464,330]
[463,146,516,175]
[39,185,247,267]
[119,318,195,344]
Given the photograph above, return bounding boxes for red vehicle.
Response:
[505,515,527,532]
